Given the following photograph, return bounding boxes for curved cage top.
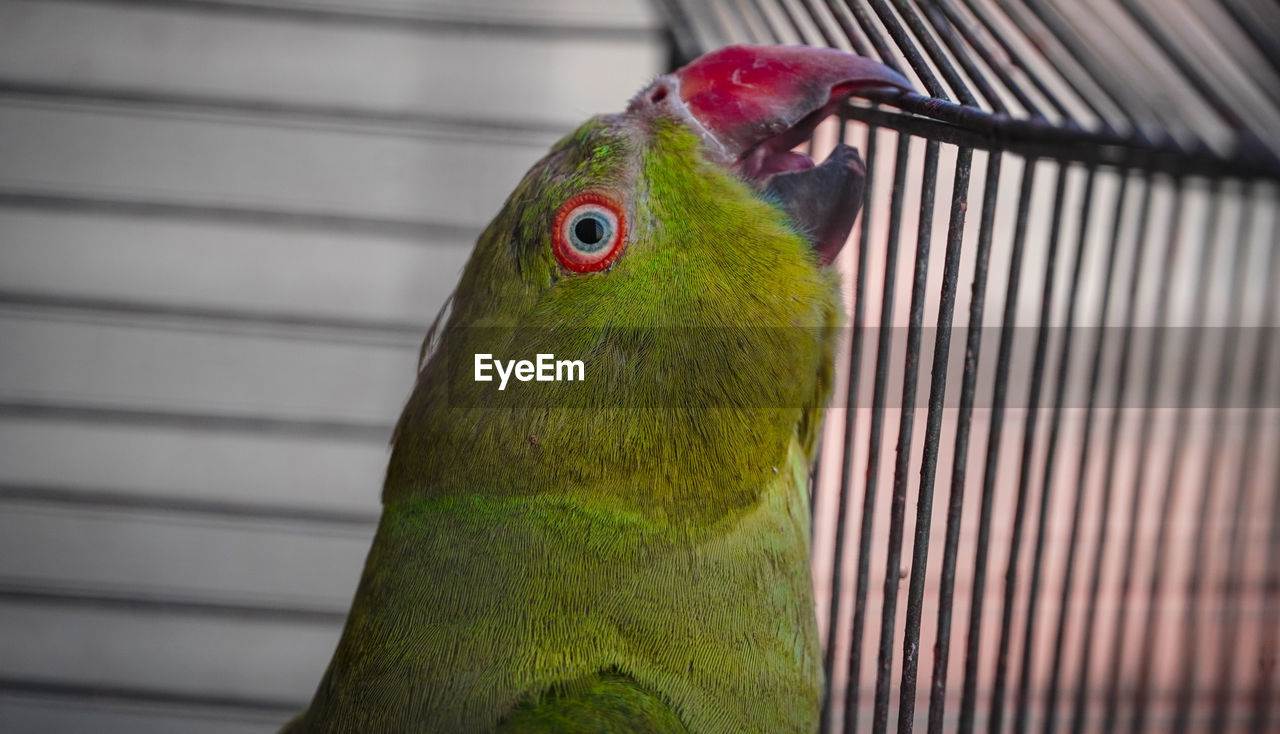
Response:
[658,0,1280,181]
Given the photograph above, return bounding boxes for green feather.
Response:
[285,108,841,734]
[497,671,686,732]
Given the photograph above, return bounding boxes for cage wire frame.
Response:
[656,2,1279,734]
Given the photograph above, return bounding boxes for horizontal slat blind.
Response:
[0,209,472,325]
[0,0,666,730]
[0,103,552,229]
[0,419,387,513]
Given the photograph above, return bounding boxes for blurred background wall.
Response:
[0,1,665,730]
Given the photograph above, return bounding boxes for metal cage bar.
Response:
[961,156,1034,734]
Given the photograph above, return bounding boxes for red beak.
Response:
[628,45,912,266]
[667,44,912,169]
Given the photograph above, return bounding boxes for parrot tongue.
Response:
[761,142,866,267]
[648,45,911,265]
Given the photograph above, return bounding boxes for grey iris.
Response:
[569,212,611,253]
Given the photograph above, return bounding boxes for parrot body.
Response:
[284,45,910,734]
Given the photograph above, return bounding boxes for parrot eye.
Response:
[552,192,626,273]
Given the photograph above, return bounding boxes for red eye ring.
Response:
[552,192,627,273]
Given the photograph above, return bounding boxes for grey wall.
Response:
[0,1,666,730]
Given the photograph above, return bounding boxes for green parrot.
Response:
[284,45,910,733]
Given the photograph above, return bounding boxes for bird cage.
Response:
[657,2,1279,734]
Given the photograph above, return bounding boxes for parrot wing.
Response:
[496,671,687,733]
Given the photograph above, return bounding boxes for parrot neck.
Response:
[293,437,822,733]
[382,401,813,527]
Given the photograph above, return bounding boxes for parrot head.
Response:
[387,45,911,524]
